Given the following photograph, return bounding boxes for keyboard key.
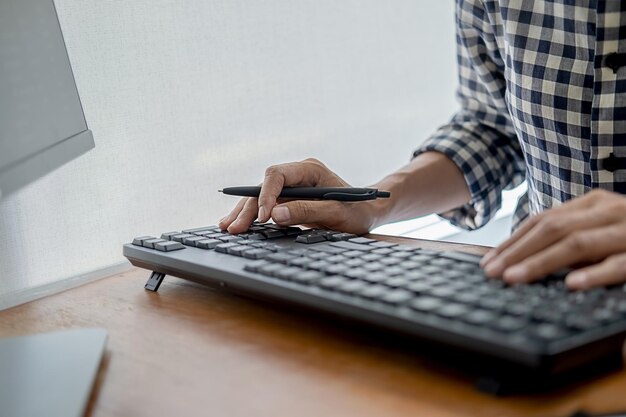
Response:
[329,233,358,242]
[430,287,455,299]
[410,296,443,312]
[308,260,331,271]
[453,292,481,305]
[287,257,314,267]
[406,281,433,294]
[292,270,324,284]
[363,262,384,272]
[326,255,348,263]
[398,261,420,270]
[330,241,373,251]
[362,272,387,283]
[318,276,348,289]
[369,241,397,248]
[381,289,412,305]
[380,257,399,266]
[439,251,482,264]
[226,245,248,256]
[384,266,405,276]
[371,248,394,256]
[308,251,328,259]
[244,260,270,273]
[531,323,568,341]
[345,258,364,268]
[182,226,212,233]
[266,253,297,264]
[394,245,419,252]
[258,264,284,277]
[478,298,506,311]
[264,224,288,230]
[494,316,527,332]
[464,310,496,326]
[384,277,410,288]
[338,280,367,294]
[160,232,180,240]
[361,253,383,262]
[219,235,244,243]
[390,251,413,259]
[132,236,154,246]
[296,233,327,244]
[183,236,206,246]
[261,229,285,239]
[436,303,469,318]
[192,230,215,237]
[242,248,271,259]
[196,239,221,250]
[246,233,267,240]
[359,285,389,299]
[325,264,350,275]
[172,233,195,242]
[143,238,166,249]
[274,267,304,281]
[430,258,453,267]
[285,227,304,236]
[504,303,533,316]
[215,242,240,253]
[308,244,346,255]
[565,316,598,331]
[154,241,185,252]
[343,268,368,280]
[348,237,377,244]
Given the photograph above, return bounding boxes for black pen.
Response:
[219,186,391,201]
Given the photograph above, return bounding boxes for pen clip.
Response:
[322,190,378,201]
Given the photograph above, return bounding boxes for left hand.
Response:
[480,189,626,290]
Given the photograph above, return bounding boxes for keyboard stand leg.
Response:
[145,271,166,292]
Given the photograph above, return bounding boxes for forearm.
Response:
[369,151,471,229]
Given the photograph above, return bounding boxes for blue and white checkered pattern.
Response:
[414,0,626,230]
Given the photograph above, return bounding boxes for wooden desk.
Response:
[1,236,625,417]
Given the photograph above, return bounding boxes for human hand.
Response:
[218,158,381,235]
[481,189,626,290]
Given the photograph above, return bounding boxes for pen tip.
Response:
[218,189,223,193]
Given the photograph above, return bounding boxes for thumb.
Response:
[271,201,338,226]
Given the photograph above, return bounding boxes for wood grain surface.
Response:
[1,236,625,417]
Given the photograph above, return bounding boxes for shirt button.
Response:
[605,53,625,73]
[600,153,622,172]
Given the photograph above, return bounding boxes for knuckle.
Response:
[290,201,310,219]
[588,188,610,199]
[564,232,587,252]
[264,165,280,177]
[605,200,626,213]
[329,203,347,223]
[540,216,567,235]
[301,157,322,165]
[607,254,626,270]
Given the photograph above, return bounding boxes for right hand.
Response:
[218,158,381,234]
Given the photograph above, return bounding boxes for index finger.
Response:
[257,160,325,222]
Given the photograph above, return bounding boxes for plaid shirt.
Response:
[414,0,626,230]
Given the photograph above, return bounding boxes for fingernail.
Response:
[258,206,267,221]
[272,206,290,223]
[480,251,496,267]
[566,271,587,287]
[484,259,505,277]
[503,264,528,282]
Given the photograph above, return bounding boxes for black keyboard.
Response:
[123,223,626,390]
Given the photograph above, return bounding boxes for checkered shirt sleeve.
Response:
[413,1,526,230]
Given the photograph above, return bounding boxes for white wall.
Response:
[0,1,457,302]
